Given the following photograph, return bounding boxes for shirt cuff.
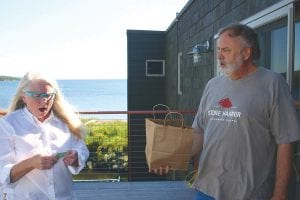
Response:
[0,164,14,186]
[67,152,86,175]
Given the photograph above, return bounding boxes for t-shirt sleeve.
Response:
[270,75,300,144]
[192,83,210,135]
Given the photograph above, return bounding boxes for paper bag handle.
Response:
[152,104,170,119]
[164,112,184,127]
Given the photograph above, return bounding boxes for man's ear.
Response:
[242,47,252,60]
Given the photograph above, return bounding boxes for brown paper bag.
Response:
[145,112,196,171]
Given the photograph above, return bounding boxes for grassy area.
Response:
[73,171,128,181]
[79,119,128,180]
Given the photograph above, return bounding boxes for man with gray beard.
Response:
[190,23,300,200]
[150,23,300,200]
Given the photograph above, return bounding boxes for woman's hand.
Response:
[31,154,57,170]
[10,154,57,183]
[63,150,79,166]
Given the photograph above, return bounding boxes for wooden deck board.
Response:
[73,181,195,200]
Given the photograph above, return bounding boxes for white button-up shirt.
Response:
[0,108,89,200]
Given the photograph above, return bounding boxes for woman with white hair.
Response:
[0,71,89,200]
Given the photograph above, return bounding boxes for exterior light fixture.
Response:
[187,40,210,65]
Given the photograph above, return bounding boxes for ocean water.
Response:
[0,79,127,119]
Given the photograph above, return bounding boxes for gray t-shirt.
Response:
[192,68,300,200]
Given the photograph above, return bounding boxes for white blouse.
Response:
[0,108,89,200]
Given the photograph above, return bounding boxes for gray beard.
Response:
[219,56,243,76]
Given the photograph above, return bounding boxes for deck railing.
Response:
[0,109,196,182]
[76,110,196,182]
[1,109,299,194]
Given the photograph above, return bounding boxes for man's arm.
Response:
[271,143,293,200]
[191,131,204,170]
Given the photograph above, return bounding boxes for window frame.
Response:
[241,0,294,88]
[145,59,165,77]
[177,52,183,95]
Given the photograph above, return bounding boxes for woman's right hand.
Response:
[31,154,57,170]
[10,154,58,183]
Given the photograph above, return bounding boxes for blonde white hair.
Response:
[8,71,86,139]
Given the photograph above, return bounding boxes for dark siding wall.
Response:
[127,30,166,110]
[127,30,166,180]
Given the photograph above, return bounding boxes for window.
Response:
[255,17,288,78]
[241,0,294,84]
[241,0,300,110]
[145,60,165,77]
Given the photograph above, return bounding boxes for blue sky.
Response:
[0,0,188,79]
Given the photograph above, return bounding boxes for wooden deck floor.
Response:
[72,181,195,200]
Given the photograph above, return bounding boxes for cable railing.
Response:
[0,109,196,182]
[77,110,196,182]
[1,109,299,186]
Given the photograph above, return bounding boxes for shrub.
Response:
[83,120,128,171]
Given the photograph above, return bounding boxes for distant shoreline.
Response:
[0,76,127,81]
[0,76,21,81]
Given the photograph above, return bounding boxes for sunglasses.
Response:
[24,91,56,100]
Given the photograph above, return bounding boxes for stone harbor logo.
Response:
[219,98,232,108]
[207,97,241,122]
